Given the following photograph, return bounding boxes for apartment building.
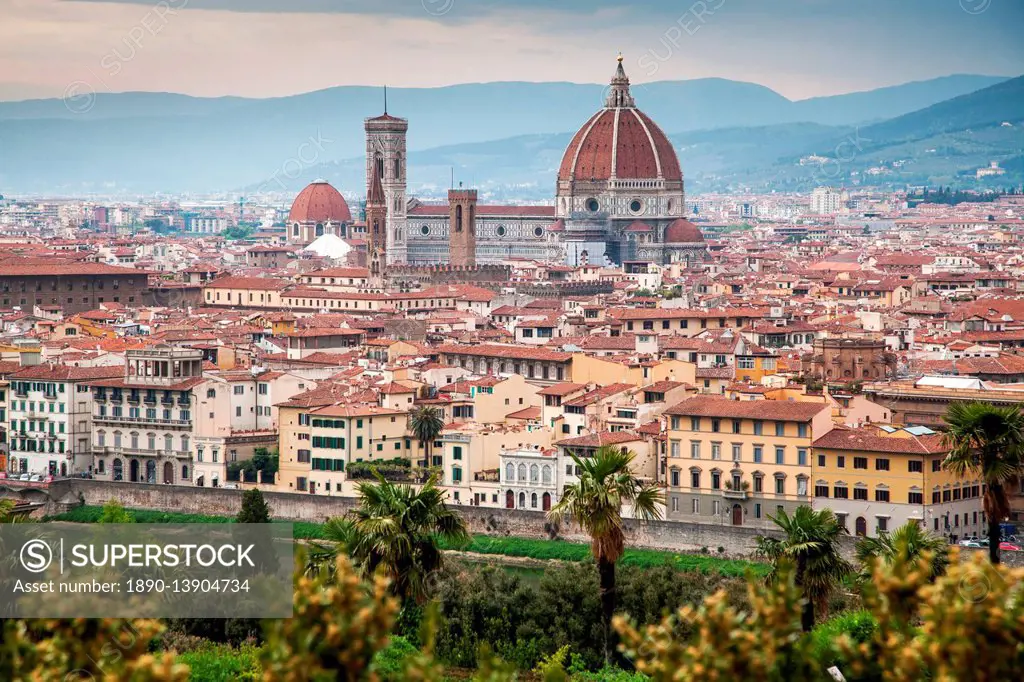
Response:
[9,363,122,476]
[812,425,984,539]
[89,347,203,484]
[663,397,833,528]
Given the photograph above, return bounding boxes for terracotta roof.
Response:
[536,382,587,396]
[11,364,124,381]
[506,406,541,420]
[556,430,644,448]
[812,427,947,455]
[434,343,573,363]
[664,219,705,244]
[204,276,290,290]
[665,396,828,422]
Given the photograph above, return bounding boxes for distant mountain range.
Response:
[0,74,1018,196]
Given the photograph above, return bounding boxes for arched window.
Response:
[518,464,527,481]
[455,205,463,233]
[530,464,539,483]
[292,223,299,237]
[506,463,515,482]
[518,492,526,508]
[181,435,190,453]
[147,433,156,450]
[130,432,139,449]
[113,431,122,447]
[542,466,551,485]
[182,465,189,480]
[112,459,123,481]
[98,459,105,474]
[531,493,538,509]
[394,154,401,180]
[315,223,324,237]
[375,153,384,179]
[164,434,173,453]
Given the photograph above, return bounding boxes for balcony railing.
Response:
[92,446,191,459]
[722,489,750,500]
[93,414,190,428]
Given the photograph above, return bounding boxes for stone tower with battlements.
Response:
[448,188,477,267]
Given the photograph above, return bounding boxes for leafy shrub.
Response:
[176,643,261,682]
[371,635,419,681]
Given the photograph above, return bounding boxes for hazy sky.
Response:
[2,0,1022,101]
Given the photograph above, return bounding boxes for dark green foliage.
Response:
[236,488,271,524]
[166,618,264,648]
[227,448,279,482]
[432,559,750,672]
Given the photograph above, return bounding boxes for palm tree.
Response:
[348,473,468,604]
[755,506,851,631]
[943,401,1024,564]
[855,520,949,581]
[547,446,663,666]
[409,405,445,468]
[305,516,358,579]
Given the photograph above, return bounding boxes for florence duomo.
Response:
[285,55,709,269]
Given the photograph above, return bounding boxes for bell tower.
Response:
[365,169,387,287]
[364,98,408,264]
[448,186,477,267]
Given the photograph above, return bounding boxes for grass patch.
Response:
[47,506,765,576]
[177,643,261,681]
[440,536,765,577]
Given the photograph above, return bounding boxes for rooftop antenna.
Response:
[383,85,387,114]
[450,167,454,190]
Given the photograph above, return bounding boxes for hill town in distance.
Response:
[2,0,1024,679]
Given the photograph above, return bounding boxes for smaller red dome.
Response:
[664,219,704,243]
[625,220,652,232]
[289,180,352,224]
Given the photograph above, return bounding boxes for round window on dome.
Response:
[496,225,506,238]
[421,225,430,236]
[630,199,643,214]
[586,198,600,212]
[534,227,544,237]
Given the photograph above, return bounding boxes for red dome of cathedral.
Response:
[557,56,682,183]
[288,179,352,224]
[664,218,705,243]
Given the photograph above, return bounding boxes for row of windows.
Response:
[96,406,190,421]
[504,462,553,485]
[0,296,134,306]
[671,441,808,466]
[669,469,808,496]
[96,431,189,452]
[814,484,894,502]
[672,417,809,438]
[311,458,345,472]
[816,454,897,470]
[10,439,66,454]
[10,420,65,434]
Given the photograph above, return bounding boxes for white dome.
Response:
[304,233,352,260]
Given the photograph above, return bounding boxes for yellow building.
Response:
[570,354,696,387]
[663,397,833,528]
[811,425,983,539]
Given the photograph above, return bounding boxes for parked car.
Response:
[221,483,240,490]
[29,474,44,482]
[998,542,1022,552]
[18,473,30,481]
[961,539,987,548]
[958,536,980,547]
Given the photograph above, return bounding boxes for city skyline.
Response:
[2,0,1022,102]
